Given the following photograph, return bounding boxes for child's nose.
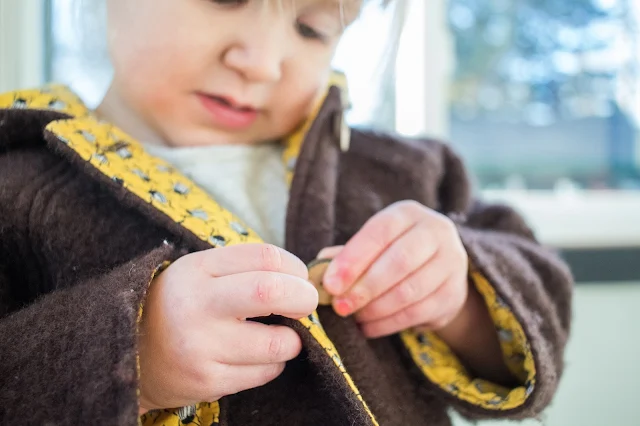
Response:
[222,28,289,83]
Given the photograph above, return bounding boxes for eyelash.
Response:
[210,0,248,6]
[209,0,328,43]
[296,22,328,42]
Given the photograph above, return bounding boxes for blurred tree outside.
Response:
[447,0,640,190]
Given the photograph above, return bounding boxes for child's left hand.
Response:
[320,200,469,339]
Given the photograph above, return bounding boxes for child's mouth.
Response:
[197,93,259,130]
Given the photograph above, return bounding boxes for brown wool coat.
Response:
[0,86,573,426]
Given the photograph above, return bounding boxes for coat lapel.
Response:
[285,86,343,263]
[0,82,344,253]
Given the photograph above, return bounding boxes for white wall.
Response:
[454,282,640,426]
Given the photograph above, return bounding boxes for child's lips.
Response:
[208,93,258,111]
[197,93,260,130]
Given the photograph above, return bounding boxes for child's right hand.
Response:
[137,244,317,413]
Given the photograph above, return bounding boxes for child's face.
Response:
[104,0,360,146]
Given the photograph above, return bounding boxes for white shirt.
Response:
[144,142,289,247]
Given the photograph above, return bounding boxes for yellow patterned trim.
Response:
[0,84,91,117]
[47,118,265,248]
[400,271,535,410]
[1,83,377,425]
[139,402,220,426]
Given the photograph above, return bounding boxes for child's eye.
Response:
[209,0,248,7]
[296,22,327,42]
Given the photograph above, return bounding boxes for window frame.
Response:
[0,0,47,92]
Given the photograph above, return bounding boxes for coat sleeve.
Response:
[0,239,175,425]
[398,142,573,420]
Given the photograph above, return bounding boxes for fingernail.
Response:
[333,298,353,317]
[323,262,342,293]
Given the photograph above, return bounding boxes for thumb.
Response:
[316,245,344,260]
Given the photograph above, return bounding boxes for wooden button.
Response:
[307,258,333,306]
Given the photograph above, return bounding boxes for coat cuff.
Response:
[135,260,170,414]
[136,262,224,426]
[399,266,535,410]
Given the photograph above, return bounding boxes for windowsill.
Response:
[481,189,640,249]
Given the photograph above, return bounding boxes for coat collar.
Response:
[0,75,348,253]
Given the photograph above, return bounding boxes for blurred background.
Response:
[1,0,639,424]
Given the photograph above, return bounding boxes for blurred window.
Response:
[447,0,640,192]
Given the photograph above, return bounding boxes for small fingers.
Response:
[190,244,308,280]
[355,250,449,323]
[323,201,423,295]
[360,273,467,338]
[206,362,286,401]
[215,322,302,365]
[209,271,319,319]
[334,222,438,316]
